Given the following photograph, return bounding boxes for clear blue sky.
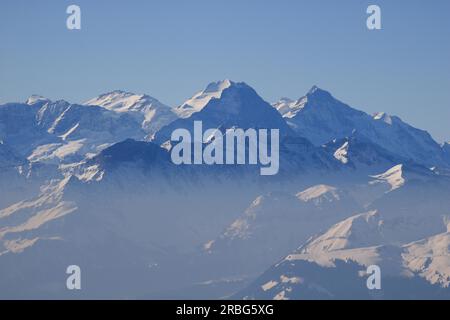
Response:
[1,0,449,142]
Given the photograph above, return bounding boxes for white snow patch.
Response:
[261,280,278,291]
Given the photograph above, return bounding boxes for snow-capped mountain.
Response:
[273,87,448,168]
[155,80,293,143]
[235,209,450,300]
[200,185,360,277]
[85,90,177,136]
[175,80,233,119]
[32,99,146,163]
[1,81,450,299]
[1,97,148,164]
[0,101,59,157]
[368,163,437,192]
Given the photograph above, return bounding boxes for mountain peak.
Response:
[155,80,292,142]
[176,79,238,118]
[272,86,336,120]
[84,90,176,135]
[306,86,333,99]
[26,95,51,106]
[308,85,320,94]
[85,90,168,112]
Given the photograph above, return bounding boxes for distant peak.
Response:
[308,85,320,94]
[306,86,333,100]
[307,85,326,95]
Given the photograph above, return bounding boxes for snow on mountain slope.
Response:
[85,90,177,135]
[0,138,62,209]
[273,87,448,168]
[369,163,437,193]
[403,230,450,288]
[17,97,147,164]
[370,164,406,191]
[38,100,144,141]
[1,97,148,164]
[296,184,341,204]
[292,211,391,262]
[0,172,197,299]
[322,134,404,174]
[2,83,450,299]
[273,95,308,119]
[287,199,450,275]
[175,80,232,118]
[0,102,59,157]
[200,185,361,276]
[232,166,450,299]
[235,209,450,300]
[346,162,448,216]
[0,177,77,256]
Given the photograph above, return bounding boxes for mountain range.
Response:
[0,80,449,299]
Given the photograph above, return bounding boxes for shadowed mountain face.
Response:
[321,134,407,174]
[443,142,450,163]
[0,80,450,299]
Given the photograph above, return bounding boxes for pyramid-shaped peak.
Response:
[306,85,333,98]
[176,80,252,118]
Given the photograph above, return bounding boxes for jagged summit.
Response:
[272,86,338,119]
[25,95,51,106]
[306,85,333,98]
